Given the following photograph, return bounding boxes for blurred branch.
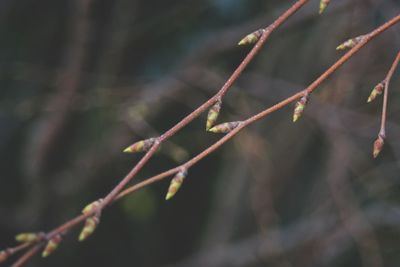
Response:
[7,1,311,265]
[117,13,400,201]
[17,0,92,227]
[3,1,400,266]
[166,203,400,267]
[324,132,383,267]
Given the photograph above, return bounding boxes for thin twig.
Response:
[11,245,42,267]
[0,242,33,262]
[379,51,400,137]
[117,14,400,200]
[97,0,310,212]
[7,2,309,265]
[7,7,400,267]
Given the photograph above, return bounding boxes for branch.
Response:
[380,51,400,136]
[11,245,42,267]
[118,14,400,200]
[97,0,310,211]
[5,6,400,267]
[372,51,400,157]
[5,1,309,265]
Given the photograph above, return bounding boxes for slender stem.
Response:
[11,245,42,267]
[117,14,400,202]
[1,242,33,260]
[8,9,400,267]
[98,0,309,213]
[32,0,312,250]
[380,51,400,137]
[118,14,400,201]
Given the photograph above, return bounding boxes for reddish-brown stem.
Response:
[11,245,42,267]
[379,51,400,137]
[6,2,308,265]
[98,0,309,212]
[117,14,400,201]
[1,242,32,262]
[8,8,400,267]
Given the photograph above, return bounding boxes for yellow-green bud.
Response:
[238,29,265,45]
[165,170,188,200]
[208,121,241,134]
[15,233,38,243]
[79,217,99,242]
[336,35,366,50]
[319,0,330,14]
[367,81,385,103]
[206,99,222,131]
[293,94,309,122]
[42,235,62,258]
[82,199,103,215]
[123,138,157,153]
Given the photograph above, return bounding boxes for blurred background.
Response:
[1,0,400,266]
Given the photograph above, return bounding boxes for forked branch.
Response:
[369,51,400,157]
[3,3,400,267]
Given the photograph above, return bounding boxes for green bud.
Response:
[293,94,309,122]
[238,29,265,45]
[123,138,157,153]
[82,199,103,215]
[206,99,222,131]
[42,235,62,258]
[165,170,188,200]
[367,81,385,103]
[15,233,38,243]
[79,217,99,242]
[319,0,330,14]
[208,121,241,134]
[336,35,366,50]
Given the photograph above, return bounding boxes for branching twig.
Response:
[117,14,400,200]
[371,51,400,157]
[97,0,310,212]
[4,1,309,265]
[4,2,400,266]
[11,245,42,267]
[380,52,400,137]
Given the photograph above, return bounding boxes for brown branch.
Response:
[11,245,42,267]
[6,1,309,265]
[372,50,400,157]
[379,51,400,137]
[0,242,32,265]
[118,14,400,200]
[97,0,310,212]
[6,5,400,267]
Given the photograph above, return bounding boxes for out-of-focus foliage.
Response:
[1,0,400,266]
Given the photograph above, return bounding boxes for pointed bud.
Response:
[293,94,309,122]
[0,251,8,264]
[165,169,188,200]
[367,81,385,103]
[79,216,99,242]
[208,121,241,134]
[82,199,103,215]
[373,134,385,158]
[42,235,62,258]
[238,29,265,45]
[123,138,157,153]
[206,99,222,131]
[15,233,38,243]
[319,0,330,14]
[336,35,366,50]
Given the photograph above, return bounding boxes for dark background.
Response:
[1,0,400,266]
